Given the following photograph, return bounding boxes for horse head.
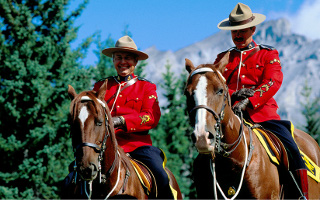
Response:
[184,52,231,154]
[68,81,116,181]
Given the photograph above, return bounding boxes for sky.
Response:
[69,0,320,65]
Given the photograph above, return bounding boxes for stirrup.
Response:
[298,195,307,200]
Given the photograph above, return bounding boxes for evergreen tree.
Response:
[150,62,197,199]
[0,1,93,198]
[300,80,320,144]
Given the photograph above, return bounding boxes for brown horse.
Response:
[61,81,182,199]
[184,53,320,199]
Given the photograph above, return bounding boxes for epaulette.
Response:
[259,44,276,50]
[96,76,114,83]
[137,76,154,84]
[220,47,235,54]
[217,47,235,57]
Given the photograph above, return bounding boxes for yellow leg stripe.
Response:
[159,148,178,200]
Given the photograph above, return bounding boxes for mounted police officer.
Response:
[93,35,175,199]
[194,3,308,199]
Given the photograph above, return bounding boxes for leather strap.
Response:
[226,46,260,85]
[106,77,138,104]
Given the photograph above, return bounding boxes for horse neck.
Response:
[220,105,248,162]
[101,110,120,175]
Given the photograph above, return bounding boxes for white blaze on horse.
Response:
[184,52,320,199]
[61,81,182,199]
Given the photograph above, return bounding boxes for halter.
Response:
[188,67,243,156]
[188,67,252,200]
[73,96,118,184]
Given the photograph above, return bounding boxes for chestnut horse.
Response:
[61,81,182,199]
[184,53,320,199]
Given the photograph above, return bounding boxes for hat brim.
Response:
[217,13,266,30]
[102,47,149,60]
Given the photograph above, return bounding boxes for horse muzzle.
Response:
[192,130,215,154]
[78,162,98,181]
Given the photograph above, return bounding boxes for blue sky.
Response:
[69,0,320,65]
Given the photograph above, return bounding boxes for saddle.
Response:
[244,121,289,169]
[245,121,320,183]
[129,158,157,197]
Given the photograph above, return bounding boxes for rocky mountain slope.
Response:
[143,18,320,127]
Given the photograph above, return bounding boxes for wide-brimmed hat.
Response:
[217,3,266,30]
[102,36,148,60]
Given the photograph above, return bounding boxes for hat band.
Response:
[116,46,137,51]
[229,15,255,26]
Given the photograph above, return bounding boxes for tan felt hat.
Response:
[102,36,148,60]
[217,3,266,30]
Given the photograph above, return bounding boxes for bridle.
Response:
[188,67,244,157]
[73,96,118,184]
[188,67,255,199]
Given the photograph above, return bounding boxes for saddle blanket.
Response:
[249,122,320,182]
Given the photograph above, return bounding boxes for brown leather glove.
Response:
[231,88,255,105]
[232,98,251,113]
[112,116,125,128]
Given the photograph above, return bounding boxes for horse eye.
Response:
[216,88,224,95]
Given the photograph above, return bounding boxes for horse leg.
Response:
[193,154,214,199]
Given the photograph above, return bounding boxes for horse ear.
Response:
[97,80,108,100]
[185,58,195,73]
[68,85,77,100]
[215,52,230,73]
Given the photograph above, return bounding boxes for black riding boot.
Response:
[157,184,175,199]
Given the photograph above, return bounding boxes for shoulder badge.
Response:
[137,76,154,84]
[259,44,276,51]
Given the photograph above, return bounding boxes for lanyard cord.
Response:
[109,77,138,113]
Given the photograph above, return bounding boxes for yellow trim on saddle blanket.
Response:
[130,160,151,195]
[245,120,280,165]
[290,123,320,183]
[246,120,320,182]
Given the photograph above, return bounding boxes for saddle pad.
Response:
[130,159,153,195]
[246,121,320,182]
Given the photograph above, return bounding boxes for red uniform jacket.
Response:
[214,41,282,123]
[93,74,161,152]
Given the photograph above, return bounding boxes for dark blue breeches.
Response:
[258,120,306,170]
[129,145,170,198]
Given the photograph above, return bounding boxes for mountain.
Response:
[143,18,320,127]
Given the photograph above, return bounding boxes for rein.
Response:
[188,67,255,199]
[73,96,119,184]
[189,67,243,156]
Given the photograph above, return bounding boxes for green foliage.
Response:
[300,80,320,144]
[0,0,93,198]
[150,61,197,199]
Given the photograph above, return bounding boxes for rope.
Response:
[210,115,248,200]
[105,151,121,199]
